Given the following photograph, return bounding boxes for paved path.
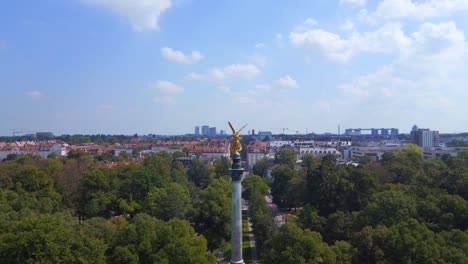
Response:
[217,249,224,264]
[247,210,258,264]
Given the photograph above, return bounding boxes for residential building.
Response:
[270,140,292,148]
[297,147,342,159]
[411,129,440,148]
[246,141,270,169]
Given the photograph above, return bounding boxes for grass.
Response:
[242,210,252,263]
[224,210,253,264]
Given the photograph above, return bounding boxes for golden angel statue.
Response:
[228,121,247,154]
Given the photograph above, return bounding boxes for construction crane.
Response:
[271,128,289,134]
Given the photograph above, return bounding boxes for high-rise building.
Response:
[391,128,399,137]
[201,125,210,136]
[411,128,439,148]
[381,128,389,137]
[209,127,217,137]
[195,126,200,135]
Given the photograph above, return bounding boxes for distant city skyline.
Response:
[1,123,461,137]
[2,1,468,136]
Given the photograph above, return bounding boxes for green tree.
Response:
[80,167,119,218]
[170,160,188,186]
[271,164,297,208]
[252,157,272,177]
[347,166,378,211]
[242,174,269,200]
[357,190,417,227]
[301,154,318,175]
[274,148,297,168]
[383,144,424,184]
[193,177,231,249]
[331,241,353,264]
[297,205,326,232]
[213,156,231,178]
[323,211,355,243]
[307,155,352,215]
[110,214,216,263]
[144,182,191,221]
[436,229,468,263]
[187,159,212,188]
[0,212,106,263]
[262,223,336,264]
[249,192,274,255]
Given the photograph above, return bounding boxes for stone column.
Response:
[230,152,244,264]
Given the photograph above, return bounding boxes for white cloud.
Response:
[224,64,261,78]
[186,72,206,80]
[154,96,175,104]
[25,90,42,99]
[333,22,468,123]
[211,64,261,80]
[211,68,226,80]
[255,43,266,49]
[235,96,256,105]
[247,84,272,96]
[248,53,267,67]
[364,0,468,22]
[276,33,284,48]
[275,75,299,89]
[219,86,232,94]
[160,47,204,64]
[290,23,411,63]
[295,18,318,32]
[340,20,354,31]
[151,80,184,94]
[81,0,172,31]
[340,0,366,7]
[255,84,271,93]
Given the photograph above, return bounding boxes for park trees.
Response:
[262,223,336,264]
[144,182,191,221]
[307,155,352,215]
[187,159,212,188]
[271,164,297,208]
[242,174,269,200]
[193,177,231,249]
[109,214,216,264]
[252,157,272,177]
[274,148,297,168]
[213,156,231,178]
[0,212,106,263]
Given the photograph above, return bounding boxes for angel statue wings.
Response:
[228,121,247,154]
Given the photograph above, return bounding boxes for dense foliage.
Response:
[447,139,468,147]
[1,143,467,263]
[247,145,468,263]
[0,152,231,263]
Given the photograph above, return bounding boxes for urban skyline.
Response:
[1,124,456,137]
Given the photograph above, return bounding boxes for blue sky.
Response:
[1,0,468,135]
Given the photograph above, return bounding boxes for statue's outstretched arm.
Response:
[238,124,248,133]
[228,121,236,134]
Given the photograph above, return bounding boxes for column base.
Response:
[230,260,245,264]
